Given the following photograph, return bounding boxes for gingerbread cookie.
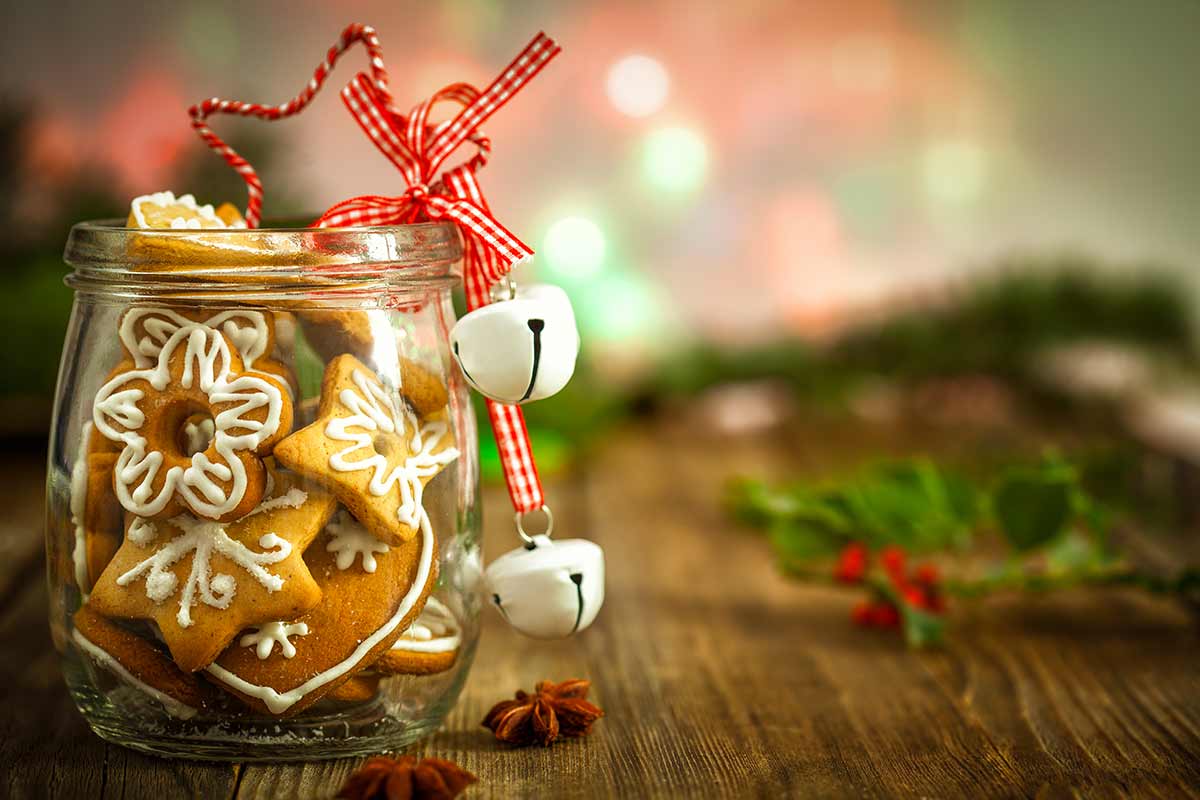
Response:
[374,596,462,676]
[119,305,279,370]
[87,468,335,672]
[400,358,450,416]
[273,355,458,546]
[73,605,216,719]
[297,309,374,362]
[127,191,238,231]
[70,422,124,593]
[205,503,440,715]
[214,202,245,227]
[293,306,447,412]
[327,674,382,704]
[93,319,294,522]
[121,306,299,400]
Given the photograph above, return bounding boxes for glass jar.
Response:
[47,220,481,760]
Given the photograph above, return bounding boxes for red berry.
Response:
[914,563,940,586]
[902,586,927,609]
[834,542,869,584]
[851,600,873,626]
[880,546,907,579]
[869,602,901,628]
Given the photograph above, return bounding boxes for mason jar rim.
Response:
[63,219,464,287]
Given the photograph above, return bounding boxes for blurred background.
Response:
[4,0,1200,489]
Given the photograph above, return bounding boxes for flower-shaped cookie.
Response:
[273,354,457,545]
[93,322,293,521]
[119,306,297,396]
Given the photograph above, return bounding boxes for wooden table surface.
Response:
[3,415,1199,799]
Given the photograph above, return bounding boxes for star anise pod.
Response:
[336,755,477,800]
[482,678,604,747]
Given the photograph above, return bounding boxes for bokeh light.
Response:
[640,126,709,194]
[542,216,607,280]
[922,140,989,207]
[605,54,670,118]
[830,35,894,92]
[577,269,659,343]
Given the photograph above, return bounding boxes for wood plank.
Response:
[0,450,237,800]
[3,412,1200,798]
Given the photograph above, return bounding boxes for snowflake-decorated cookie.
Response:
[273,355,458,546]
[240,621,310,659]
[207,395,458,716]
[92,318,294,522]
[325,509,390,573]
[206,505,441,715]
[86,468,335,672]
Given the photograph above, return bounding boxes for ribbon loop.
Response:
[186,25,556,515]
[187,24,558,514]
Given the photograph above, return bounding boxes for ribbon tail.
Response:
[486,399,545,514]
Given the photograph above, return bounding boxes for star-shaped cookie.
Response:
[86,468,335,672]
[273,355,458,546]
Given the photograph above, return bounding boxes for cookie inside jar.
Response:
[55,202,476,758]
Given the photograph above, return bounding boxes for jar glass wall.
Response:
[47,221,481,760]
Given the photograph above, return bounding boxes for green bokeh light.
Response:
[542,216,607,281]
[640,126,709,194]
[922,140,989,207]
[576,270,660,343]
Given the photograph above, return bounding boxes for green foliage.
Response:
[992,470,1073,551]
[901,602,947,648]
[829,264,1197,381]
[730,453,1117,574]
[730,460,982,570]
[637,264,1197,411]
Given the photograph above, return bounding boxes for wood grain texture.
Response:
[3,414,1199,799]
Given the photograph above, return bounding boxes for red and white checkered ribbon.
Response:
[188,24,559,514]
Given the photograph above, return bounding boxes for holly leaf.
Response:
[901,604,946,649]
[768,518,842,565]
[993,473,1072,551]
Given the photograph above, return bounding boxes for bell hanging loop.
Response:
[514,503,554,547]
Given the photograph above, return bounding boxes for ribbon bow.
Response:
[189,25,560,514]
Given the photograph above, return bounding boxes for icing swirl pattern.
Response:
[93,323,286,520]
[116,515,293,628]
[325,369,458,533]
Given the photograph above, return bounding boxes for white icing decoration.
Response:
[72,628,198,719]
[119,307,271,370]
[115,514,293,629]
[240,621,309,660]
[69,422,93,593]
[325,510,389,573]
[93,324,284,519]
[323,369,459,534]
[204,440,451,714]
[129,190,227,231]
[245,487,307,519]
[392,597,461,654]
[127,518,158,545]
